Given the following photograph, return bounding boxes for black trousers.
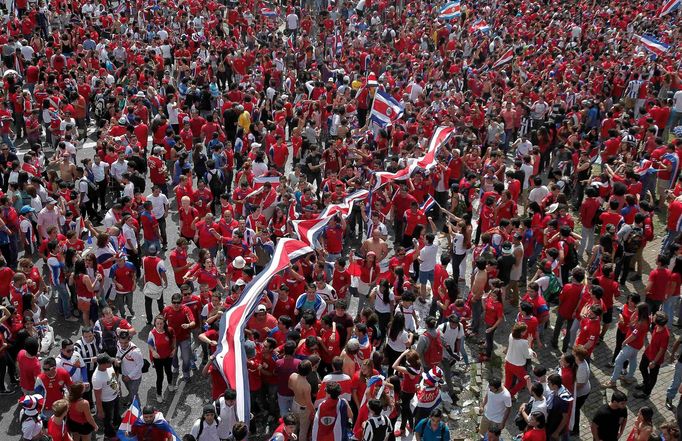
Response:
[400,391,415,431]
[0,351,16,391]
[153,357,173,395]
[572,393,589,433]
[158,216,168,247]
[96,179,108,212]
[616,254,634,284]
[145,296,165,324]
[639,353,660,395]
[552,316,573,353]
[101,397,121,437]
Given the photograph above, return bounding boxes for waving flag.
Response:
[659,0,680,16]
[118,397,181,441]
[369,90,405,128]
[634,159,658,177]
[286,33,295,50]
[215,239,313,423]
[420,195,438,213]
[261,7,278,17]
[438,1,461,19]
[469,19,490,34]
[491,48,514,69]
[663,152,680,188]
[291,217,333,246]
[637,34,670,57]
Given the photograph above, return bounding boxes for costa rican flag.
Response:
[369,90,405,128]
[438,1,461,20]
[411,125,455,172]
[634,159,658,177]
[637,34,670,57]
[491,48,514,69]
[261,7,278,17]
[215,239,313,423]
[118,397,181,441]
[420,194,438,213]
[659,0,680,16]
[291,217,334,246]
[372,168,412,190]
[286,33,295,50]
[469,19,490,34]
[663,152,680,188]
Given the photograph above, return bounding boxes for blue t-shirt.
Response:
[413,419,450,441]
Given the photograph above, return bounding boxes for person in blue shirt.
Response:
[483,425,503,441]
[414,409,450,441]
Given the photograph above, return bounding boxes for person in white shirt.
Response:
[286,12,299,38]
[147,185,169,248]
[418,232,439,302]
[214,389,239,440]
[19,394,44,441]
[115,331,144,403]
[527,176,550,206]
[479,377,512,435]
[191,405,222,441]
[91,354,121,439]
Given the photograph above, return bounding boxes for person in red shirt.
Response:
[17,336,41,394]
[169,238,191,288]
[178,196,199,241]
[162,293,196,380]
[391,185,417,244]
[402,201,427,247]
[47,399,74,441]
[604,302,650,387]
[598,199,624,236]
[147,315,177,400]
[574,304,602,357]
[635,311,670,398]
[517,302,540,349]
[553,267,585,352]
[247,304,277,342]
[646,255,672,312]
[483,289,504,360]
[596,264,620,340]
[318,315,341,368]
[193,212,222,257]
[130,406,173,441]
[34,357,73,415]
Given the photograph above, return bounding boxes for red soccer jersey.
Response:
[147,327,175,359]
[17,349,41,391]
[163,305,195,342]
[627,320,650,350]
[644,325,670,362]
[575,317,601,355]
[35,368,72,409]
[648,268,671,301]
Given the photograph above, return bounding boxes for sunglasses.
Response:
[172,301,182,305]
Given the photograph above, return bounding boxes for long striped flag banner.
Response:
[659,0,680,17]
[491,48,514,70]
[214,238,314,423]
[636,34,670,57]
[438,1,461,20]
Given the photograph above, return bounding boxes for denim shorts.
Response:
[418,269,435,285]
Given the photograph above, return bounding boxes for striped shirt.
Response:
[74,336,100,371]
[624,80,642,99]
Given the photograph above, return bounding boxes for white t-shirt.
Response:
[122,224,138,251]
[190,418,220,441]
[484,388,512,424]
[387,329,410,352]
[418,244,439,272]
[123,182,135,199]
[92,366,120,402]
[372,288,394,314]
[674,90,682,112]
[520,163,534,189]
[21,411,43,440]
[286,13,299,30]
[78,178,90,203]
[91,161,109,182]
[528,186,550,205]
[147,193,169,219]
[167,102,179,125]
[575,360,591,397]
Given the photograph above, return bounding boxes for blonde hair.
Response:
[52,399,69,418]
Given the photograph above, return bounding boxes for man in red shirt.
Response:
[646,255,672,313]
[391,185,417,244]
[553,267,585,352]
[321,216,346,265]
[596,264,621,340]
[169,238,191,288]
[635,311,670,399]
[111,255,137,319]
[34,357,73,417]
[402,201,426,247]
[663,193,682,252]
[598,200,624,236]
[574,304,602,357]
[163,293,196,380]
[578,187,601,256]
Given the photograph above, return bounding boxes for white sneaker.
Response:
[156,393,163,402]
[168,384,177,392]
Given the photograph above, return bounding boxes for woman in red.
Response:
[48,400,73,441]
[351,359,380,411]
[269,206,289,239]
[625,407,654,441]
[185,256,225,292]
[66,382,98,441]
[71,259,101,327]
[518,410,547,441]
[483,288,504,361]
[391,349,422,437]
[147,315,176,402]
[355,251,380,314]
[559,353,577,395]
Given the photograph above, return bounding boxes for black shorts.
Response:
[67,418,94,435]
[602,307,613,324]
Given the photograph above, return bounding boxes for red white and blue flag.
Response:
[215,239,313,423]
[286,34,295,50]
[369,90,405,128]
[659,0,680,16]
[118,397,181,441]
[438,1,461,20]
[491,48,514,70]
[634,159,658,177]
[291,217,334,246]
[637,34,670,57]
[469,19,490,34]
[420,194,438,213]
[261,7,278,17]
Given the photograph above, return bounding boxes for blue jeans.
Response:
[664,296,679,330]
[55,283,73,319]
[662,230,681,254]
[611,345,639,382]
[172,339,192,378]
[326,253,341,279]
[667,361,682,400]
[277,394,294,416]
[1,134,14,152]
[418,269,435,285]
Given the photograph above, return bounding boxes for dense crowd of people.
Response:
[0,0,681,439]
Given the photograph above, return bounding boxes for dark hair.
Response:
[611,390,627,403]
[388,312,405,341]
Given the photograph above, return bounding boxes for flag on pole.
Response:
[491,48,514,70]
[117,397,181,441]
[659,0,680,17]
[369,90,405,128]
[420,194,438,213]
[636,34,670,57]
[438,1,461,20]
[469,19,490,34]
[215,239,313,424]
[261,7,278,17]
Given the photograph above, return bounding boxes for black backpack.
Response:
[624,227,644,254]
[100,318,121,353]
[564,240,579,270]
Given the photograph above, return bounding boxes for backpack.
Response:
[543,272,562,303]
[624,227,644,254]
[196,414,221,440]
[418,419,446,440]
[94,93,107,120]
[100,317,121,353]
[564,240,579,270]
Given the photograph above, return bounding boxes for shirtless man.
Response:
[360,228,389,262]
[340,339,360,378]
[289,360,315,441]
[469,258,489,338]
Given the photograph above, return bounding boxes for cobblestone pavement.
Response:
[459,234,680,441]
